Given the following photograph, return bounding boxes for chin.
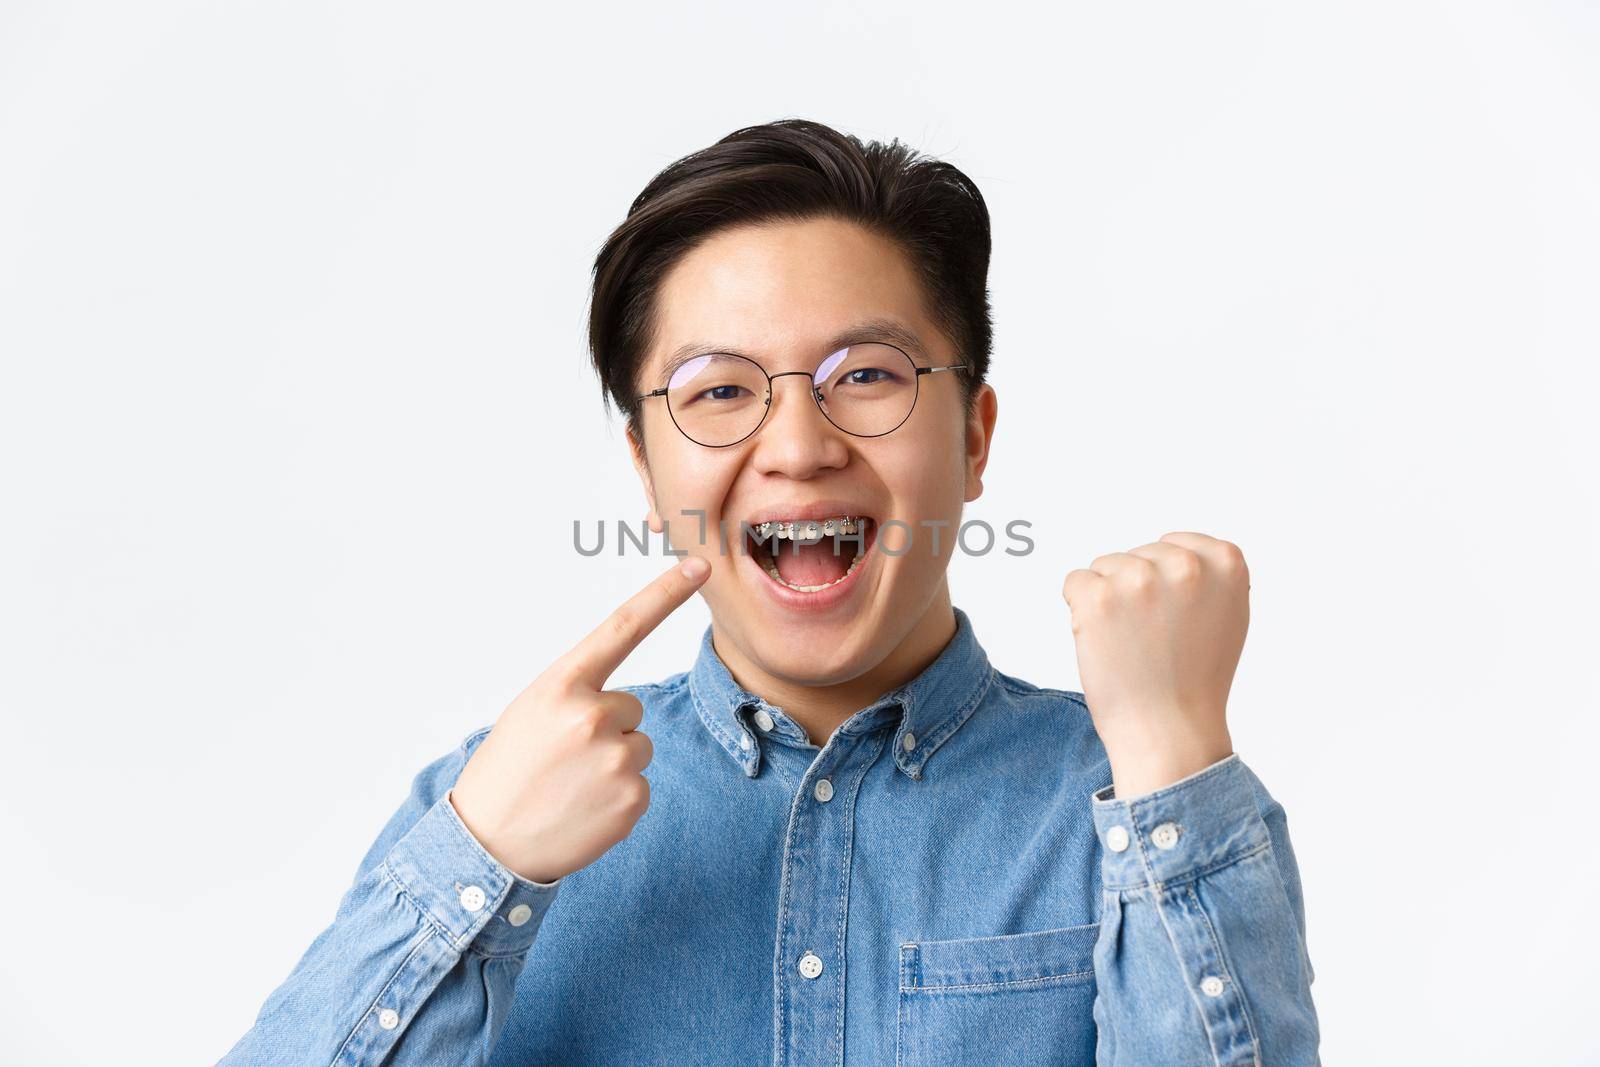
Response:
[740,623,881,686]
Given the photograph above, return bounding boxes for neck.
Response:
[711,585,959,745]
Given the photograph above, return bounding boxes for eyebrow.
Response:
[656,317,932,383]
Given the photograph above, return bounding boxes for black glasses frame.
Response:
[633,342,970,448]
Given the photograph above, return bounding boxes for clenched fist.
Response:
[449,556,712,884]
[1062,532,1249,799]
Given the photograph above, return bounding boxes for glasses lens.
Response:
[812,343,919,437]
[665,353,770,446]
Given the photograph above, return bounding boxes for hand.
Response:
[449,556,711,884]
[1061,532,1249,799]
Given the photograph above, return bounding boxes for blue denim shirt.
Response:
[222,607,1319,1065]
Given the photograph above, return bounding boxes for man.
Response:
[222,118,1319,1065]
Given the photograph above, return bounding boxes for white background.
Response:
[2,2,1596,1063]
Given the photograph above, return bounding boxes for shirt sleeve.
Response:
[1088,753,1321,1066]
[218,727,563,1066]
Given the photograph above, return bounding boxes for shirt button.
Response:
[1105,826,1130,852]
[813,778,834,803]
[507,904,533,927]
[754,709,775,731]
[459,885,486,912]
[739,733,753,751]
[798,952,824,979]
[1200,975,1226,997]
[1151,822,1182,850]
[901,732,917,752]
[377,1008,399,1030]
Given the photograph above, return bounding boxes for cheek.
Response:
[877,431,968,515]
[647,450,742,549]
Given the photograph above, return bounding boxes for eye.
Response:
[697,384,749,402]
[845,367,890,385]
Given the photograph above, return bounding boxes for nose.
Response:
[747,371,850,478]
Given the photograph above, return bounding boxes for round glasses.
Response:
[634,342,969,448]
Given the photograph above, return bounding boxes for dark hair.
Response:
[586,118,993,435]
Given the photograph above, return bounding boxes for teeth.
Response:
[757,516,865,540]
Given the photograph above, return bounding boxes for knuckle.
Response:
[1070,580,1106,613]
[608,742,640,777]
[575,704,610,740]
[623,775,650,814]
[1121,562,1157,595]
[606,743,634,775]
[607,607,639,644]
[1168,550,1203,583]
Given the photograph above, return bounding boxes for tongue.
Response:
[774,538,852,587]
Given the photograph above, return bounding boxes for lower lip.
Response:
[740,522,879,615]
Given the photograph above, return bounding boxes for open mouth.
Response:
[743,515,876,593]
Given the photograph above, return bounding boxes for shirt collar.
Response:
[687,606,993,780]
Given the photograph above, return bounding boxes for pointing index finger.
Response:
[561,556,710,690]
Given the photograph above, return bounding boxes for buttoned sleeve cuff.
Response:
[1090,753,1271,891]
[379,788,562,957]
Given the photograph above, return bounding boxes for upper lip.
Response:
[741,500,878,528]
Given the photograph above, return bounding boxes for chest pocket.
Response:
[896,922,1099,1067]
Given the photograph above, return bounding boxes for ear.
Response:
[963,384,998,504]
[628,421,665,534]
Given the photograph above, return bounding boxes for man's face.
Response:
[629,215,996,688]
